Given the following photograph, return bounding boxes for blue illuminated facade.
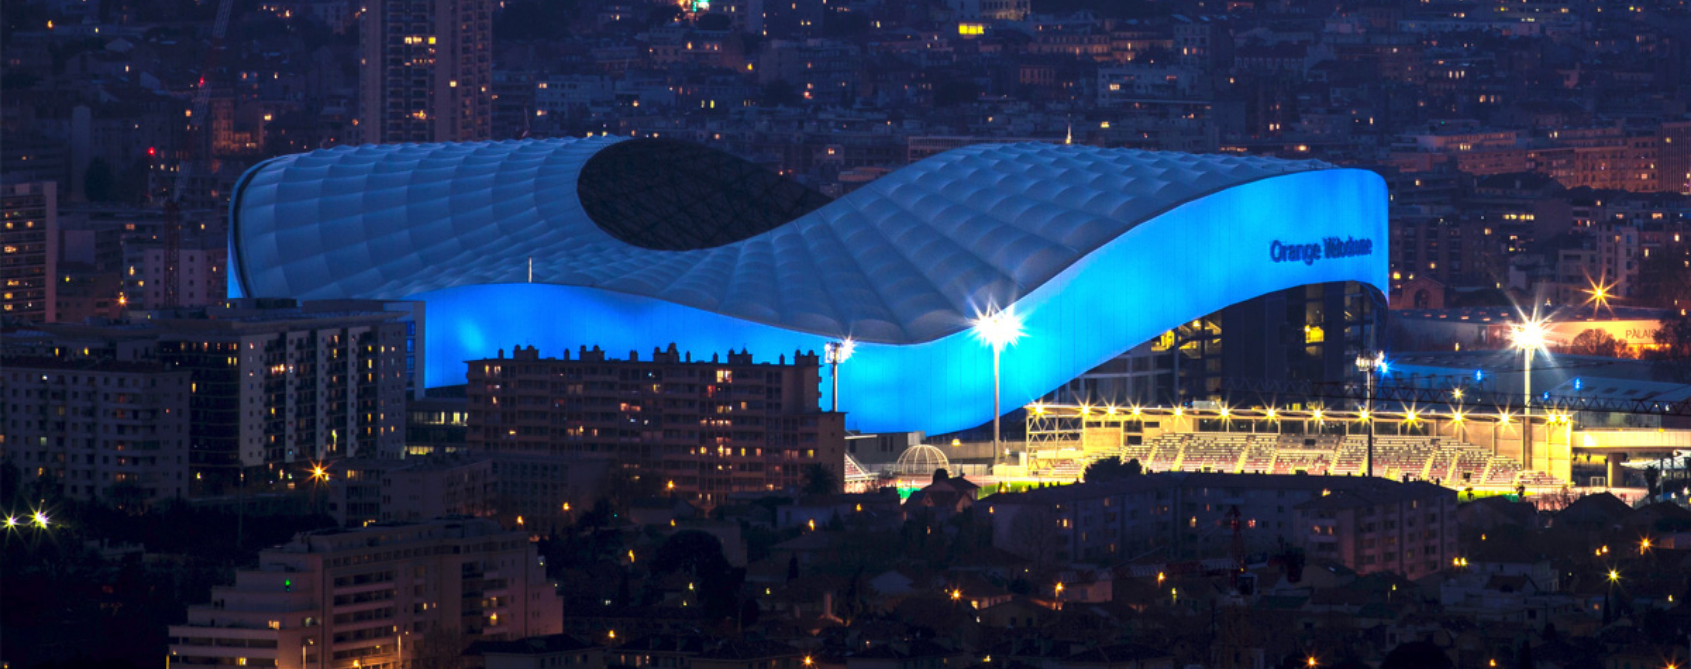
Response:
[231,138,1387,435]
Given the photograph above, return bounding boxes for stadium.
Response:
[229,137,1388,438]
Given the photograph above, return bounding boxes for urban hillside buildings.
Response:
[466,345,845,506]
[167,518,563,669]
[0,355,191,505]
[4,299,411,492]
[986,472,1459,580]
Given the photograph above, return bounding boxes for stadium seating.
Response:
[1239,436,1278,474]
[1090,430,1564,489]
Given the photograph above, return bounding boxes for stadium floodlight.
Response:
[1354,351,1384,477]
[1511,311,1552,460]
[824,339,855,413]
[974,307,1024,465]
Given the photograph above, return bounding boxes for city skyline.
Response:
[6,0,1691,667]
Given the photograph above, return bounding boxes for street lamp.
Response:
[973,307,1025,466]
[1511,313,1550,465]
[824,339,855,413]
[1354,351,1384,477]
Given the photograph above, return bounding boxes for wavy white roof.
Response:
[232,138,1332,344]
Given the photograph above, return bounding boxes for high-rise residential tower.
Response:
[2,181,58,323]
[359,0,493,144]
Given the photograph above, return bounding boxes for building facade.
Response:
[6,299,410,493]
[0,356,190,505]
[1292,481,1461,580]
[1048,280,1384,406]
[465,345,846,506]
[122,237,227,310]
[359,0,494,144]
[324,453,607,533]
[167,518,563,669]
[2,181,58,323]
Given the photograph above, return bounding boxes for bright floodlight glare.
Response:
[834,338,855,363]
[32,510,49,528]
[1510,314,1550,352]
[972,308,1025,351]
[3,515,16,529]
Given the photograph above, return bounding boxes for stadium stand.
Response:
[1088,431,1562,488]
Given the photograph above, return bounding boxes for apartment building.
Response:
[0,356,190,505]
[325,453,607,533]
[168,518,563,669]
[986,472,1458,579]
[2,181,57,323]
[465,345,845,506]
[1292,480,1461,579]
[121,235,227,310]
[5,299,411,492]
[359,0,493,143]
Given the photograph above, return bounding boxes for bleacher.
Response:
[1239,436,1278,474]
[1093,430,1564,489]
[1049,461,1084,481]
[1355,436,1438,479]
[1182,434,1248,472]
[1445,447,1490,485]
[1121,440,1156,466]
[1272,451,1332,475]
[1517,471,1562,487]
[1483,457,1521,486]
[1144,435,1184,471]
[1332,440,1367,476]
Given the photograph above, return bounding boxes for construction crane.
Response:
[161,0,235,309]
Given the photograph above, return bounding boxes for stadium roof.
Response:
[232,138,1332,344]
[230,138,1385,433]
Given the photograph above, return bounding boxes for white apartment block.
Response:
[169,518,563,669]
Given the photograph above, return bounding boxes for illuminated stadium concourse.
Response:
[229,138,1388,436]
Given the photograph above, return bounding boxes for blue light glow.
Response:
[406,169,1387,434]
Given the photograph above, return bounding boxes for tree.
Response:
[651,530,740,620]
[1380,642,1453,669]
[1008,506,1060,575]
[801,463,839,496]
[409,625,466,669]
[1645,465,1662,503]
[1083,456,1142,482]
[1651,314,1691,382]
[652,530,732,579]
[1633,245,1691,309]
[1569,328,1626,358]
[1516,639,1535,669]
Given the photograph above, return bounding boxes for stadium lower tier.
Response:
[1040,432,1565,488]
